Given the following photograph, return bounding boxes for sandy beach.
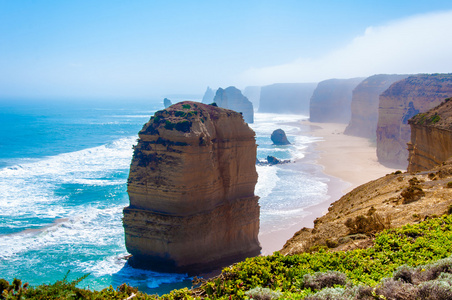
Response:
[259,121,400,255]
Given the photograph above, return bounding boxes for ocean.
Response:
[0,99,333,294]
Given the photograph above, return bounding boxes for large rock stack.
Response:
[123,101,261,274]
[376,74,452,168]
[213,86,254,123]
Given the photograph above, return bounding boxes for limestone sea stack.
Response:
[123,101,261,274]
[408,98,452,172]
[376,74,452,168]
[271,129,291,145]
[213,86,254,123]
[201,86,215,104]
[163,98,172,108]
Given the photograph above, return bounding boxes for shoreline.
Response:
[259,121,400,255]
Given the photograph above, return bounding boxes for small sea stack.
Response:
[123,101,261,274]
[163,98,172,108]
[271,129,291,145]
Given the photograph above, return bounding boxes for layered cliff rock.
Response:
[344,74,408,139]
[309,78,364,123]
[258,83,317,114]
[213,86,254,123]
[282,160,452,256]
[376,74,452,168]
[123,101,261,273]
[407,98,452,172]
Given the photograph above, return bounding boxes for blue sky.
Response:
[1,1,452,100]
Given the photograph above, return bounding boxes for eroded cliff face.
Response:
[258,83,317,114]
[408,98,452,172]
[123,101,261,273]
[344,74,409,139]
[376,74,452,168]
[213,87,254,123]
[309,78,364,123]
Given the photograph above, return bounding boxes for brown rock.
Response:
[376,74,452,168]
[123,101,261,274]
[408,98,452,172]
[344,74,409,139]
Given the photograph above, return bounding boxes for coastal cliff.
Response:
[213,86,254,123]
[123,101,261,273]
[376,74,452,168]
[309,78,364,123]
[258,83,317,114]
[408,98,452,172]
[282,159,452,256]
[344,74,408,139]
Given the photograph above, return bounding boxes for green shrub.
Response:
[164,120,175,130]
[182,104,191,109]
[174,120,191,132]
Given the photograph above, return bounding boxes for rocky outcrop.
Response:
[344,74,409,139]
[243,86,261,110]
[213,87,254,123]
[407,98,452,172]
[258,83,317,114]
[271,129,290,145]
[123,101,261,274]
[376,74,452,168]
[256,156,290,166]
[201,87,215,104]
[281,160,452,256]
[309,78,365,123]
[163,98,172,108]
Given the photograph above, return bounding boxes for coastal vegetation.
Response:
[4,214,452,299]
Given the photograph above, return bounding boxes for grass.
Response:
[4,215,452,299]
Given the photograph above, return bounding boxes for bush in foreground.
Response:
[3,215,452,299]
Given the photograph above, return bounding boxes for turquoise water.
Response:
[0,99,330,294]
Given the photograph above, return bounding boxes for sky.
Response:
[1,0,452,100]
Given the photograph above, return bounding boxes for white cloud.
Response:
[240,10,452,85]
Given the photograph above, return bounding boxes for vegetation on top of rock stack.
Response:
[5,214,452,299]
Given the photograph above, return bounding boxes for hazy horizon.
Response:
[1,1,452,100]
